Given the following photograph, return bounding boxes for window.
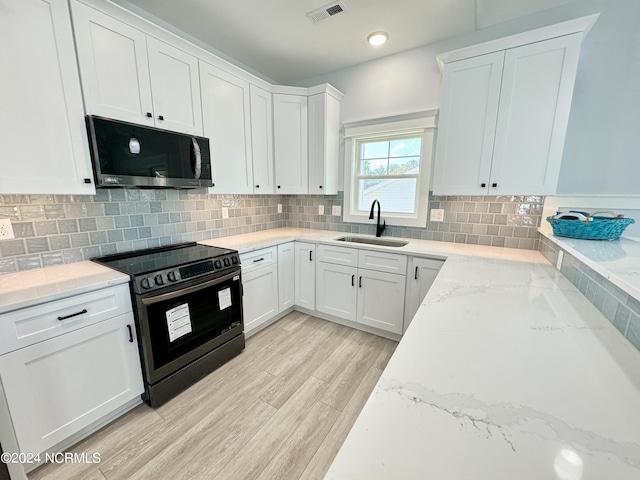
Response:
[343,112,436,228]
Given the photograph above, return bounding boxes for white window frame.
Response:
[343,111,437,228]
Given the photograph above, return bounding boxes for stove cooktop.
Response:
[92,242,238,279]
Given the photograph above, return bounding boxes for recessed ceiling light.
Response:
[367,31,388,46]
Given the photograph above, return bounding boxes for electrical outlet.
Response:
[221,207,229,219]
[430,209,445,222]
[556,250,564,270]
[318,205,324,215]
[277,204,282,213]
[0,219,15,240]
[332,205,341,216]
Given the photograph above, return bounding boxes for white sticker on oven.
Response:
[166,303,192,342]
[218,287,232,310]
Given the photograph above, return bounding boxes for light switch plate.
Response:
[430,209,445,222]
[221,207,229,219]
[277,204,282,213]
[332,205,341,216]
[556,250,564,270]
[0,219,15,240]
[318,205,324,215]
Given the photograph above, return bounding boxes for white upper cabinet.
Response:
[490,35,581,194]
[71,1,202,135]
[250,85,275,194]
[308,91,341,195]
[273,94,309,194]
[72,1,153,127]
[200,62,253,194]
[433,16,597,196]
[432,52,504,195]
[0,0,95,195]
[146,37,202,135]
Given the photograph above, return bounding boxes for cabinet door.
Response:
[294,242,316,310]
[432,52,504,195]
[278,243,295,312]
[490,34,581,195]
[404,257,443,331]
[357,270,406,335]
[200,62,253,193]
[316,263,357,321]
[0,0,95,195]
[273,94,308,194]
[0,313,143,455]
[242,264,278,334]
[308,93,340,195]
[250,85,274,194]
[71,1,154,127]
[147,37,203,135]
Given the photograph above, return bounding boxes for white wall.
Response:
[298,0,640,196]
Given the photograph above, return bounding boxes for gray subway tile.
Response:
[613,304,631,336]
[90,231,108,245]
[70,232,90,248]
[16,254,43,271]
[49,235,71,250]
[0,240,26,257]
[58,219,78,233]
[34,221,57,236]
[25,238,49,253]
[78,217,98,232]
[13,222,36,238]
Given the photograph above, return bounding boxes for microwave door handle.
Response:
[191,137,202,179]
[141,269,238,306]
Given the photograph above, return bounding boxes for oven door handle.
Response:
[141,269,239,306]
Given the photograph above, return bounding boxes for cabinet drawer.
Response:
[317,244,358,267]
[0,284,132,355]
[240,246,277,273]
[358,250,407,275]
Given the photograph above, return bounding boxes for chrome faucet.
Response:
[369,200,386,237]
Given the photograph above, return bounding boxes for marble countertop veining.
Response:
[0,261,129,314]
[539,224,640,299]
[201,228,640,479]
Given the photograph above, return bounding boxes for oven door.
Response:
[136,268,243,385]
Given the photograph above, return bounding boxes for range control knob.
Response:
[231,255,239,265]
[154,274,165,286]
[167,271,177,282]
[140,278,151,289]
[214,260,222,269]
[223,257,231,267]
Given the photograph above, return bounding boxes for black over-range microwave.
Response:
[86,116,212,189]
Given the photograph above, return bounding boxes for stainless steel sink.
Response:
[335,236,408,247]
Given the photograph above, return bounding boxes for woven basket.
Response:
[546,211,635,241]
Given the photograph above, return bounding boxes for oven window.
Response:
[144,274,242,370]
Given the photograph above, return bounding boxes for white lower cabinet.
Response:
[294,242,316,310]
[241,247,279,334]
[0,287,143,457]
[278,243,295,312]
[316,262,358,321]
[404,257,444,331]
[316,246,406,335]
[357,269,406,334]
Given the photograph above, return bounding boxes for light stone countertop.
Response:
[0,261,129,315]
[539,224,640,300]
[202,227,640,479]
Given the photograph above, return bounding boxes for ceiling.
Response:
[115,0,580,85]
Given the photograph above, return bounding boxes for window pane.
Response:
[389,156,420,175]
[362,141,389,159]
[390,138,421,157]
[358,178,417,214]
[360,159,388,175]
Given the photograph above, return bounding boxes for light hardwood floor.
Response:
[29,312,397,480]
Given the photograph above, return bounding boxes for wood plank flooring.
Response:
[29,312,397,480]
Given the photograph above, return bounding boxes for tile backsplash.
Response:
[538,235,640,353]
[0,190,544,275]
[285,192,543,250]
[0,190,285,275]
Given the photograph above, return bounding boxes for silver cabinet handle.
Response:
[253,257,265,263]
[415,266,418,280]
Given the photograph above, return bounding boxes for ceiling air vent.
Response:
[307,1,347,24]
